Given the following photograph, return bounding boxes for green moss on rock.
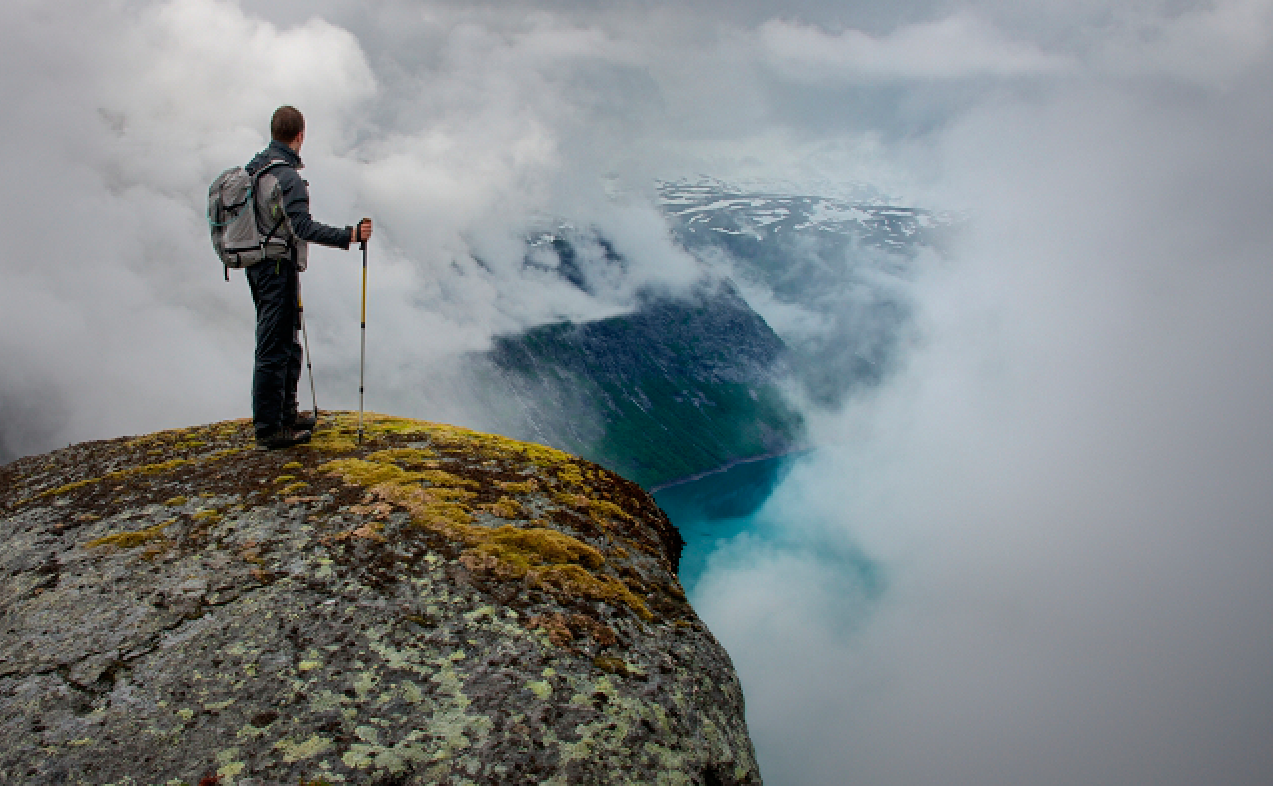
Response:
[0,411,747,786]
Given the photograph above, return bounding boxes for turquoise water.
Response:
[653,454,798,592]
[654,450,884,604]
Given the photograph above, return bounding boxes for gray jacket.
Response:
[246,140,352,254]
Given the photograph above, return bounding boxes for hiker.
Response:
[245,105,372,449]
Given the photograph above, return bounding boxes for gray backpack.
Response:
[207,160,296,279]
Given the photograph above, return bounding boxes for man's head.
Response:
[270,106,305,151]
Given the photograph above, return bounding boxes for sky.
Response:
[3,1,1273,785]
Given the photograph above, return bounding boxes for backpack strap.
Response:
[249,160,294,251]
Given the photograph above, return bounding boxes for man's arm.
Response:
[277,169,352,249]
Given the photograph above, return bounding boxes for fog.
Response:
[4,1,1273,784]
[694,15,1273,783]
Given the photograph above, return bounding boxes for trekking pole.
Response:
[357,219,369,445]
[297,286,319,422]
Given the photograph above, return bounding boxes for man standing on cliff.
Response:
[246,106,372,450]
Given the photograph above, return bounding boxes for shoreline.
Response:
[646,445,813,494]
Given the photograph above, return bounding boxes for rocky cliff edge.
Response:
[0,412,761,786]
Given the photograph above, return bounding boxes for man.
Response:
[245,105,373,449]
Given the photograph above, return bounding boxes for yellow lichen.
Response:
[417,469,479,489]
[496,479,538,494]
[313,420,651,620]
[528,564,651,621]
[479,496,525,519]
[86,520,172,550]
[276,482,310,495]
[37,478,98,498]
[359,413,432,436]
[554,493,633,526]
[588,498,633,523]
[553,491,591,510]
[273,475,297,484]
[192,510,223,525]
[164,496,188,507]
[306,412,434,454]
[366,447,436,466]
[465,526,604,577]
[132,458,193,476]
[527,680,552,699]
[424,422,576,467]
[36,447,246,502]
[396,492,474,535]
[274,734,333,763]
[321,458,475,537]
[321,458,423,488]
[306,431,357,452]
[555,463,586,488]
[281,461,303,470]
[428,487,472,505]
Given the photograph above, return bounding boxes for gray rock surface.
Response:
[0,413,761,785]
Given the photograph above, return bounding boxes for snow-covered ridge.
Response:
[657,178,952,250]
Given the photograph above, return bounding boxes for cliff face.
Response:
[472,282,803,489]
[0,413,761,786]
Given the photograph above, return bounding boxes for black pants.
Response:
[246,258,302,436]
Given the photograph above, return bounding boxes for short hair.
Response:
[270,106,305,144]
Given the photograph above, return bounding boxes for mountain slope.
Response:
[471,281,803,489]
[660,179,951,407]
[463,181,944,488]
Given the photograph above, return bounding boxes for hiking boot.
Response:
[255,427,312,450]
[289,410,318,431]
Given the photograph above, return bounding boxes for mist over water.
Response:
[5,1,1273,785]
[654,455,799,592]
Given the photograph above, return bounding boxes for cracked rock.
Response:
[0,412,762,785]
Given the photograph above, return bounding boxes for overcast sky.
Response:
[3,2,1273,784]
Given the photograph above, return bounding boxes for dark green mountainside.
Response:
[470,282,803,489]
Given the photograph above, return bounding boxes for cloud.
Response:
[759,13,1074,83]
[1092,0,1273,87]
[691,32,1273,786]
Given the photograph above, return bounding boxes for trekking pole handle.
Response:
[358,217,370,251]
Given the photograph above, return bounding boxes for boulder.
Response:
[0,413,761,785]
